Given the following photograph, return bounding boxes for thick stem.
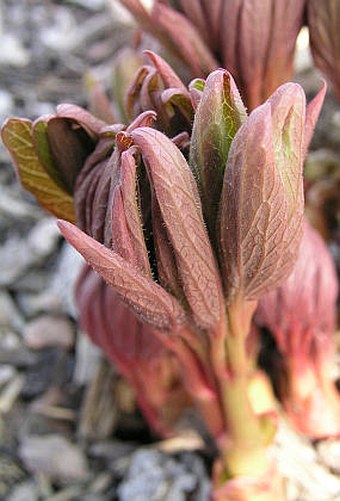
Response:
[162,328,227,441]
[210,297,282,499]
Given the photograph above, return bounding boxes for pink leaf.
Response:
[131,127,224,330]
[58,220,185,330]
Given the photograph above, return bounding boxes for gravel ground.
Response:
[0,2,339,500]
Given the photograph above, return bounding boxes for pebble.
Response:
[0,34,30,66]
[73,333,100,385]
[27,218,61,259]
[0,218,61,287]
[23,315,75,350]
[51,242,84,317]
[0,290,25,332]
[19,435,89,483]
[275,420,340,501]
[16,291,63,318]
[0,185,41,222]
[118,449,210,501]
[0,365,16,387]
[6,480,38,501]
[316,439,340,475]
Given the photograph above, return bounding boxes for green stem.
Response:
[211,297,277,480]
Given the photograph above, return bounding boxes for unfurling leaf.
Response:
[56,103,107,136]
[58,220,185,330]
[111,147,151,276]
[190,69,247,237]
[219,83,305,302]
[1,119,75,222]
[112,48,146,123]
[130,127,224,330]
[33,117,95,194]
[144,50,188,92]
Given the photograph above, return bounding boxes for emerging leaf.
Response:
[110,147,151,276]
[219,83,306,302]
[74,138,118,244]
[190,69,247,238]
[256,221,338,353]
[130,127,224,331]
[1,119,75,222]
[33,116,95,194]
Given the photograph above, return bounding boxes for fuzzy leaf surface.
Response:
[219,98,303,302]
[131,127,224,330]
[58,220,185,330]
[111,147,151,275]
[190,69,247,237]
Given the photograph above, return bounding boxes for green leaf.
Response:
[190,69,247,238]
[1,118,75,222]
[32,119,70,193]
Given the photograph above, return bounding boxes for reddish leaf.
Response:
[58,220,185,330]
[120,0,217,76]
[219,84,305,301]
[56,104,107,136]
[130,127,224,331]
[308,0,340,99]
[304,81,327,155]
[144,50,188,92]
[111,147,151,275]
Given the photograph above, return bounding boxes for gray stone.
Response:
[23,315,75,350]
[6,480,38,501]
[0,365,16,387]
[73,333,100,385]
[27,218,61,259]
[16,291,63,318]
[50,242,84,317]
[0,290,25,332]
[118,449,210,501]
[0,34,30,66]
[0,185,41,222]
[19,435,89,483]
[316,439,340,475]
[0,218,61,287]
